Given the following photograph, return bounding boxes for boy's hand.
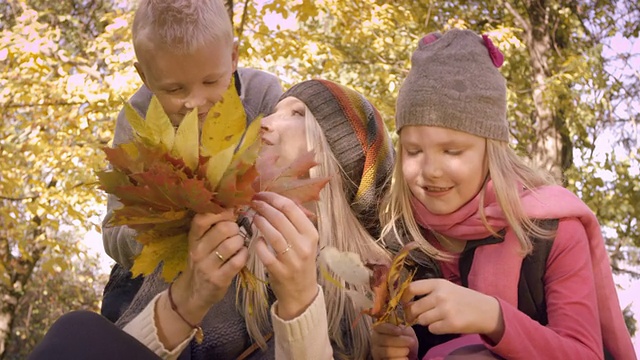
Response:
[401,279,505,343]
[252,191,319,320]
[371,323,418,360]
[171,210,249,324]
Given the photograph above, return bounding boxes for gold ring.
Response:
[278,243,292,256]
[214,250,225,262]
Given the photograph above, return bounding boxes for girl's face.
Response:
[260,97,308,168]
[400,125,489,215]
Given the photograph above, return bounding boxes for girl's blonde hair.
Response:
[381,138,557,258]
[237,107,390,358]
[132,0,233,54]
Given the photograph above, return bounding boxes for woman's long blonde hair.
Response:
[237,107,390,358]
[380,138,557,258]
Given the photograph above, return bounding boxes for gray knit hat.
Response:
[280,80,395,237]
[396,29,509,141]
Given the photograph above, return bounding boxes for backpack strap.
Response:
[517,219,558,325]
[455,220,558,322]
[518,219,614,360]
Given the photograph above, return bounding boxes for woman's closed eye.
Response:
[292,109,305,117]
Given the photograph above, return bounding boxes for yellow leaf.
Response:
[121,142,139,159]
[147,96,175,150]
[172,109,199,170]
[125,101,157,145]
[232,115,262,163]
[206,145,235,189]
[200,78,246,157]
[131,232,189,281]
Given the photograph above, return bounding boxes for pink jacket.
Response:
[412,183,635,359]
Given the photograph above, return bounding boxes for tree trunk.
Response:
[507,0,571,182]
[0,295,17,358]
[0,235,43,359]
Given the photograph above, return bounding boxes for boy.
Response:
[101,0,283,323]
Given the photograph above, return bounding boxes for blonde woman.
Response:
[111,79,395,359]
[33,80,395,360]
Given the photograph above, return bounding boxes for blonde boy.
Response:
[101,0,282,322]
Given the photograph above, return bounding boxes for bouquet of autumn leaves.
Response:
[320,242,420,326]
[97,81,328,283]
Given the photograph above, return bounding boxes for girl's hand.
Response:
[371,323,418,360]
[171,210,249,323]
[252,191,319,320]
[401,279,505,343]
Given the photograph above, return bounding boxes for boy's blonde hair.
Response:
[381,139,557,258]
[132,0,233,54]
[237,107,390,358]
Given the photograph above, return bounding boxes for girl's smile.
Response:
[400,125,488,215]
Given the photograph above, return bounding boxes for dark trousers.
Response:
[28,310,160,360]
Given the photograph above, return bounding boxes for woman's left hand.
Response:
[252,191,320,320]
[401,278,505,343]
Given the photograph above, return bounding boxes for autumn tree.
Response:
[0,0,138,355]
[1,0,638,356]
[234,0,640,274]
[2,238,106,360]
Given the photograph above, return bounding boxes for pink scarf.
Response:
[410,181,634,359]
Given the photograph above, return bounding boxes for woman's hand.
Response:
[371,323,418,360]
[401,279,505,343]
[252,191,320,320]
[171,210,249,323]
[156,210,249,349]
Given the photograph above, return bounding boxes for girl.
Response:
[372,29,634,360]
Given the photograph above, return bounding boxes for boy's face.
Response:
[134,37,239,126]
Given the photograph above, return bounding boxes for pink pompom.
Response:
[421,34,440,46]
[482,34,504,68]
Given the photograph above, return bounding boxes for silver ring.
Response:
[214,250,225,262]
[278,243,292,256]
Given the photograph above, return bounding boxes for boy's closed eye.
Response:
[164,87,183,94]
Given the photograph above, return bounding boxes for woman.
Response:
[115,79,395,359]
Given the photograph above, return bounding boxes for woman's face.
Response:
[400,125,488,215]
[260,97,308,167]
